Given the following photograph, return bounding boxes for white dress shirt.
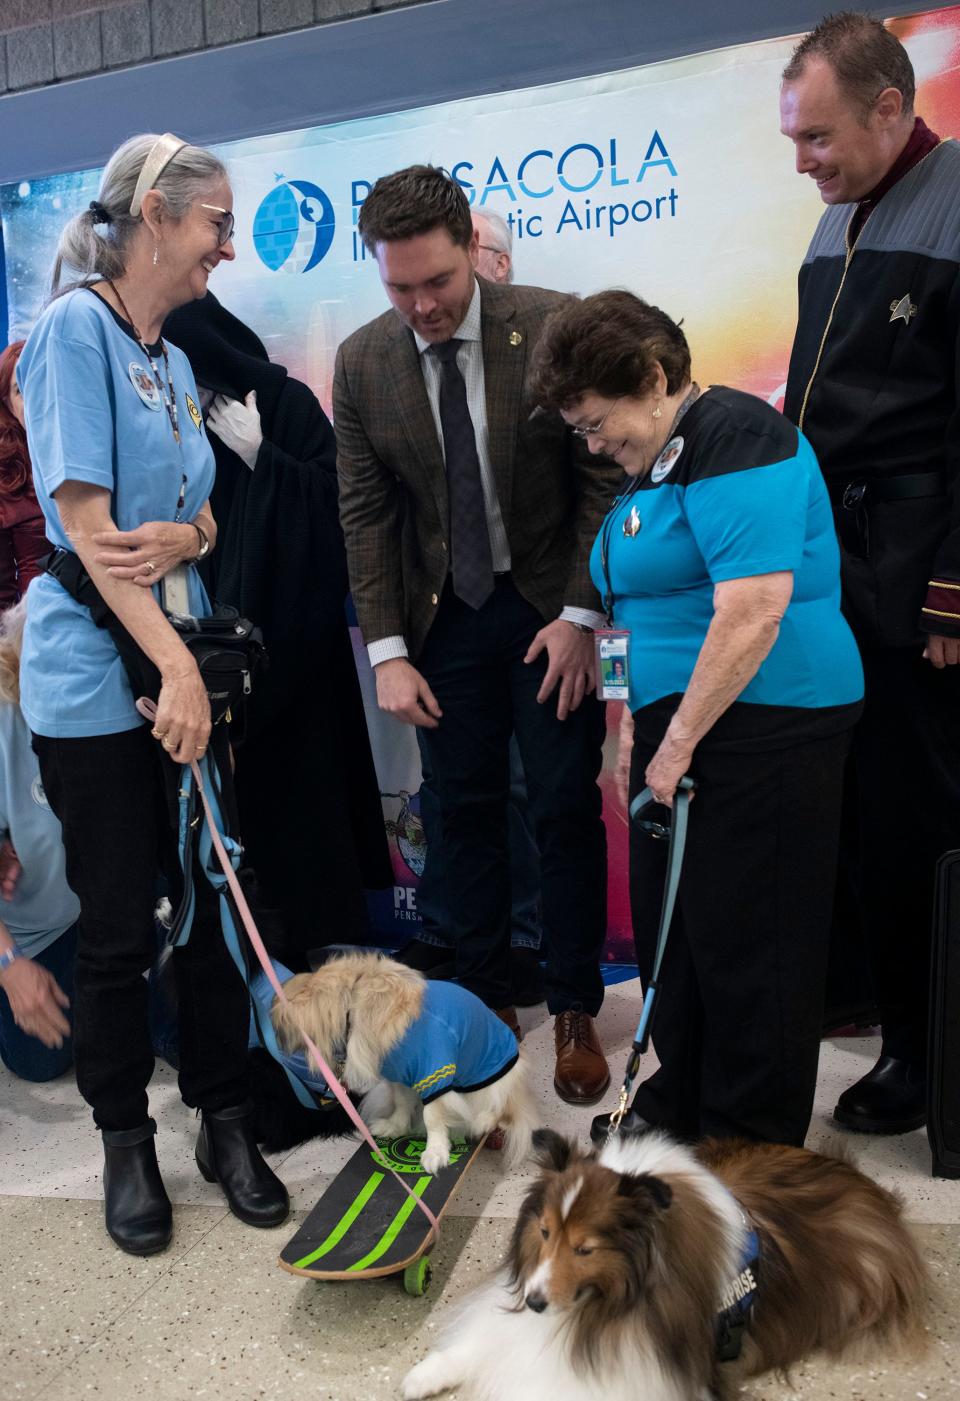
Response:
[368,280,602,667]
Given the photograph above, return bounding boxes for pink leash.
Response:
[136,698,439,1237]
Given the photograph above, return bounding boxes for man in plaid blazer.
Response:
[333,166,618,1104]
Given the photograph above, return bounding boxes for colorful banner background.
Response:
[3,7,958,955]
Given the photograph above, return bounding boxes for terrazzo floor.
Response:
[2,976,957,1400]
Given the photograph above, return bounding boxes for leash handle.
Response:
[607,777,694,1139]
[136,699,440,1238]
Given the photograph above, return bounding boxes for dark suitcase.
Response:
[929,850,960,1179]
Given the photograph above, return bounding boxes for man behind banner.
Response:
[781,12,960,1135]
[333,165,617,1105]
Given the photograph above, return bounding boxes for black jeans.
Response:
[628,723,850,1146]
[416,578,607,1015]
[34,726,249,1132]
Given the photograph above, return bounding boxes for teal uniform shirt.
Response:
[17,288,215,738]
[589,387,864,719]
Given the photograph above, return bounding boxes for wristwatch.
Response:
[568,621,593,633]
[0,945,23,972]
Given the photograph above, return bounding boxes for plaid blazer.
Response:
[333,277,621,661]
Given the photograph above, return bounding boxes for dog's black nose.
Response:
[525,1293,548,1313]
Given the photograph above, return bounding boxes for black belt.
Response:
[830,472,945,558]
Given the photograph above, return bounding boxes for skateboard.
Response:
[278,1132,487,1295]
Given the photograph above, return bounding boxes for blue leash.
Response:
[171,754,321,1112]
[607,776,695,1137]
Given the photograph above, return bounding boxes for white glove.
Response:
[207,390,263,470]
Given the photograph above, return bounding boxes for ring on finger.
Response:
[145,561,157,574]
[161,737,176,751]
[151,727,168,740]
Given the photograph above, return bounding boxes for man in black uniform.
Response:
[781,12,960,1134]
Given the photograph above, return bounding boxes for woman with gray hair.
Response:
[16,133,288,1254]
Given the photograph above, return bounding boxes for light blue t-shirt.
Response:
[17,288,215,738]
[0,702,79,958]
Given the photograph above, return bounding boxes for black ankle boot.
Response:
[833,1055,926,1134]
[101,1119,172,1256]
[196,1101,290,1227]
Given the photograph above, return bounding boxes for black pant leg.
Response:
[852,648,960,1065]
[35,729,161,1131]
[417,584,513,1008]
[35,727,249,1128]
[510,627,607,1017]
[627,726,848,1145]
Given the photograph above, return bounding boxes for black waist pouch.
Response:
[45,547,266,726]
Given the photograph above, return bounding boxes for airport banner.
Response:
[3,6,958,954]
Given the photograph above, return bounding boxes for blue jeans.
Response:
[416,732,542,951]
[0,921,77,1082]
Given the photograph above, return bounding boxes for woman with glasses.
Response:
[532,290,863,1148]
[17,132,288,1254]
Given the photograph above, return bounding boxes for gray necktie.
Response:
[431,339,495,610]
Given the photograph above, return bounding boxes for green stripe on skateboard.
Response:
[293,1171,384,1269]
[346,1175,434,1272]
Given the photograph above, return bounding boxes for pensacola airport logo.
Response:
[253,176,336,273]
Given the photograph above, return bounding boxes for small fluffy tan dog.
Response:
[271,953,539,1175]
[402,1128,929,1400]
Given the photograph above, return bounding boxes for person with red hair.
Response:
[0,342,47,607]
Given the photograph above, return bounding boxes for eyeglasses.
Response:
[568,396,623,440]
[478,243,507,256]
[200,204,235,246]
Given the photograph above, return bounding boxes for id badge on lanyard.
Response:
[595,629,631,701]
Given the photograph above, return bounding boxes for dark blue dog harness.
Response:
[715,1221,761,1362]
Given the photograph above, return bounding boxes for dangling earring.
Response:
[652,399,663,419]
[153,242,160,267]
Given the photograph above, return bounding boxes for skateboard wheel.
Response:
[485,1128,505,1151]
[403,1256,432,1296]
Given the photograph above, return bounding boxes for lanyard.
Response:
[108,280,182,446]
[599,383,701,625]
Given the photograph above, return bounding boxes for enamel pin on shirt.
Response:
[623,504,642,537]
[889,294,917,324]
[509,331,523,346]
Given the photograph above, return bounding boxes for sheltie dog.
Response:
[271,953,539,1175]
[402,1128,929,1401]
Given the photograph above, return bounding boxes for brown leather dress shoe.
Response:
[554,1011,610,1105]
[496,1006,523,1042]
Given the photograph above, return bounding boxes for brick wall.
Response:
[0,0,431,93]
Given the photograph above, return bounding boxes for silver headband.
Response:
[129,133,188,217]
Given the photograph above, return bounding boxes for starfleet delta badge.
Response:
[185,393,203,432]
[889,294,917,325]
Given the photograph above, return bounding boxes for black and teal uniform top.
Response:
[589,387,864,723]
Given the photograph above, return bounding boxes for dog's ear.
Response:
[618,1172,673,1212]
[269,974,313,1050]
[532,1128,578,1172]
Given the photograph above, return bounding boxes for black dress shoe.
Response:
[391,939,456,979]
[589,1106,656,1147]
[833,1055,926,1134]
[102,1118,173,1256]
[196,1102,290,1227]
[510,946,546,1007]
